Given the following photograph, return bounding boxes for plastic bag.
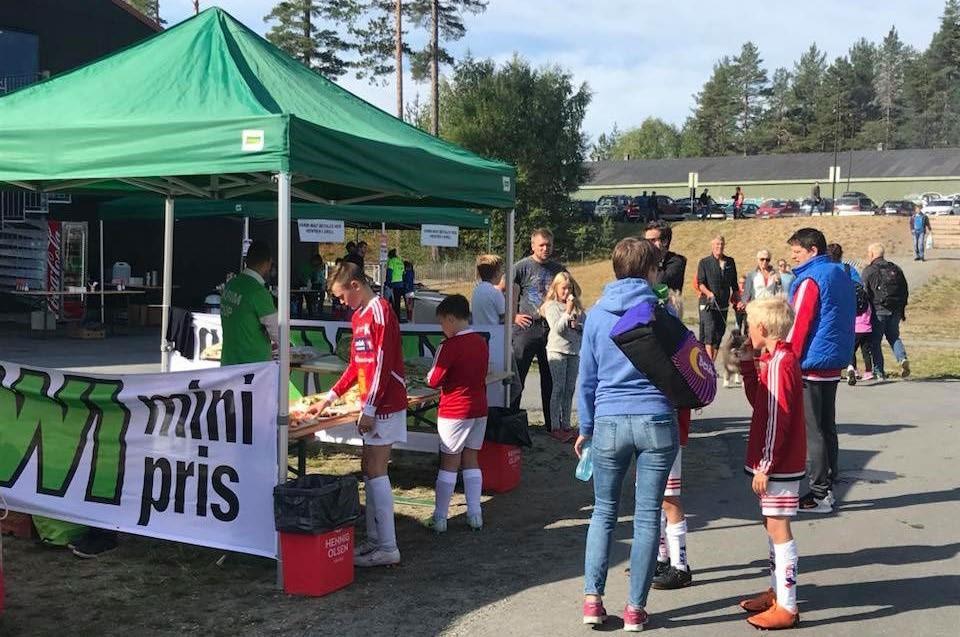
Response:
[485,406,532,448]
[274,474,360,534]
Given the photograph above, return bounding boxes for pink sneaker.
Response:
[861,371,875,381]
[623,605,649,632]
[582,599,607,625]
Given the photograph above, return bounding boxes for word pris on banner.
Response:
[0,362,279,558]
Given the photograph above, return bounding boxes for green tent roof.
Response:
[0,8,515,209]
[97,197,490,229]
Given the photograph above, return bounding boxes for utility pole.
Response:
[395,0,404,119]
[430,0,439,136]
[830,80,841,212]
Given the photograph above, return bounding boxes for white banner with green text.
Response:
[0,361,279,558]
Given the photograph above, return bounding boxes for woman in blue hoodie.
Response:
[576,238,678,632]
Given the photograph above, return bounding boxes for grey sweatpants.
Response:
[547,353,579,431]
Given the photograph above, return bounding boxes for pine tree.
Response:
[763,67,794,151]
[791,44,827,150]
[264,1,361,81]
[408,0,487,135]
[690,58,739,156]
[926,0,960,146]
[810,57,854,153]
[590,124,622,161]
[846,38,879,146]
[353,1,414,117]
[873,27,911,149]
[732,42,769,156]
[125,0,164,24]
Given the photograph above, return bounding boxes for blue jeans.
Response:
[913,232,926,260]
[871,312,907,375]
[584,413,678,608]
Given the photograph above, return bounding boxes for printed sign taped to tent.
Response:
[298,219,345,243]
[421,224,459,248]
[241,129,265,152]
[0,361,279,558]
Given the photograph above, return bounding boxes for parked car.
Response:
[723,202,758,218]
[922,198,960,215]
[835,196,877,215]
[879,200,915,216]
[623,196,656,223]
[756,199,800,218]
[595,195,629,219]
[799,198,834,215]
[651,195,680,220]
[676,196,725,219]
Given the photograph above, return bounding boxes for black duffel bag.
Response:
[274,474,360,534]
[485,406,532,448]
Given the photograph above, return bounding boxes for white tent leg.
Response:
[99,219,105,326]
[242,216,250,270]
[503,209,515,407]
[160,197,175,372]
[276,172,292,585]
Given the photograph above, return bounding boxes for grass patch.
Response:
[900,275,960,341]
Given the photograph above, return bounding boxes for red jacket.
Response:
[740,341,806,481]
[330,297,407,417]
[426,329,489,419]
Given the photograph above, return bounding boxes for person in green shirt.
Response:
[386,249,405,318]
[220,240,278,366]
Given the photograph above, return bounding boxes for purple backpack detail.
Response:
[611,300,717,409]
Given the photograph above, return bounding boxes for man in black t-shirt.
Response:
[696,235,740,359]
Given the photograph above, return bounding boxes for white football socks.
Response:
[367,475,397,552]
[462,468,483,518]
[774,540,799,612]
[658,510,670,563]
[666,519,688,569]
[433,470,458,521]
[768,536,777,591]
[362,475,378,545]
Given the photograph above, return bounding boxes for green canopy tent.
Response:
[0,7,518,567]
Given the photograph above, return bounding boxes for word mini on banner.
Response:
[0,361,279,558]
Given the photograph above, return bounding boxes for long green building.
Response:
[577,148,960,204]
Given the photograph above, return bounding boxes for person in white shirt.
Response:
[471,254,506,326]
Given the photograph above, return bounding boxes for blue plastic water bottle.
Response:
[575,441,593,481]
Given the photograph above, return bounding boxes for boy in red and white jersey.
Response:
[310,262,407,568]
[737,297,806,630]
[425,294,489,532]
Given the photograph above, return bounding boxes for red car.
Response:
[756,199,800,218]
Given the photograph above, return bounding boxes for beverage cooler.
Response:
[53,221,88,320]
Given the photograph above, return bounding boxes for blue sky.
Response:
[161,1,948,141]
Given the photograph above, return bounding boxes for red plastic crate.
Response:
[0,512,34,539]
[279,526,354,597]
[478,441,522,493]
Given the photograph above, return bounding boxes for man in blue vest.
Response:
[785,228,855,514]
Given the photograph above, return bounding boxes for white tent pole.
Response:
[99,219,105,326]
[242,216,250,270]
[503,209,515,407]
[160,197,175,372]
[380,221,387,289]
[276,172,292,585]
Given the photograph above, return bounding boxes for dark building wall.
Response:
[0,0,158,76]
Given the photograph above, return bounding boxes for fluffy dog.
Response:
[717,328,745,388]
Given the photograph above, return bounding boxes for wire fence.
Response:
[416,258,478,288]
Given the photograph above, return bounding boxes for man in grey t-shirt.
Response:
[512,228,566,427]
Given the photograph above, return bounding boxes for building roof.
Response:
[586,148,960,186]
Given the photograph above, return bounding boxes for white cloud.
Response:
[164,1,948,140]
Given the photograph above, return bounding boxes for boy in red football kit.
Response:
[425,294,489,532]
[310,262,407,568]
[738,297,806,629]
